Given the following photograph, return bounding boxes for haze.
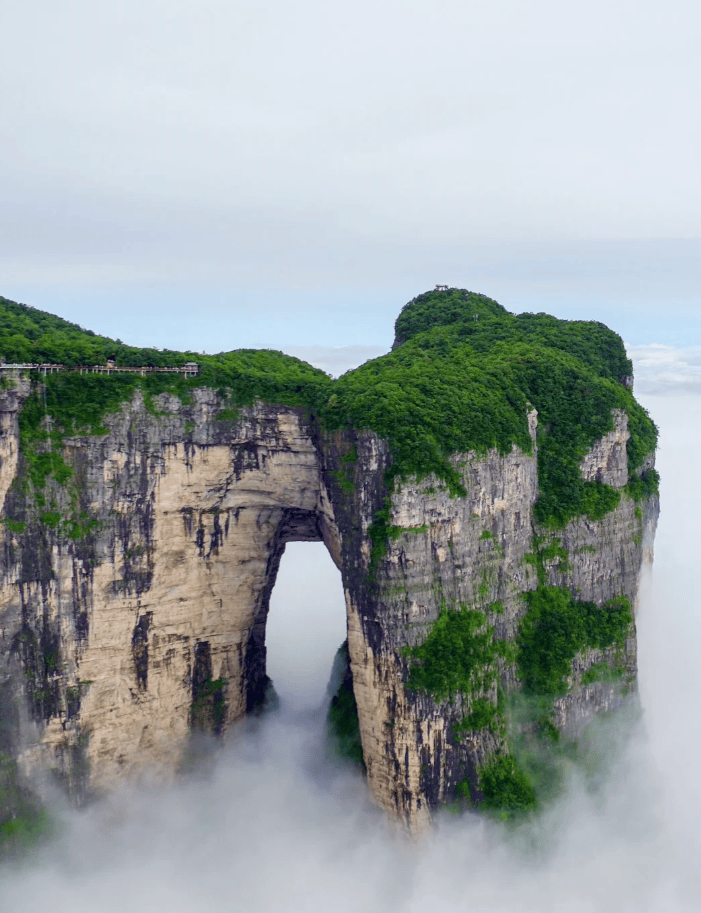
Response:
[1,0,699,349]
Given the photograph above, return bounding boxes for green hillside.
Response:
[0,289,658,527]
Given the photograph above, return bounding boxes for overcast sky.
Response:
[1,0,699,352]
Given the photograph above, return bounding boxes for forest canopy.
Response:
[1,289,657,527]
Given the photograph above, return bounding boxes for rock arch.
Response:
[69,402,344,791]
[0,387,657,830]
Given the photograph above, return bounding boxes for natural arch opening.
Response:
[240,502,343,715]
[264,541,347,712]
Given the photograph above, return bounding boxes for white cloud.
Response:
[626,344,701,394]
[281,345,388,376]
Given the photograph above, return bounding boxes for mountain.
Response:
[0,288,658,836]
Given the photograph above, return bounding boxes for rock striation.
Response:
[0,289,659,831]
[332,411,657,825]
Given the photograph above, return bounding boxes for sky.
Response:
[1,0,699,352]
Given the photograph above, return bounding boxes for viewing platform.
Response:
[0,361,200,378]
[0,363,64,375]
[75,361,201,378]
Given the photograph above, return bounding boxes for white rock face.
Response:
[348,437,538,826]
[0,393,342,798]
[0,377,30,547]
[344,407,657,824]
[579,408,630,489]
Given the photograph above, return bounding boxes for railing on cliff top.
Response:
[0,361,201,378]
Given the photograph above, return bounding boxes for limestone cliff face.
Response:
[0,378,30,544]
[329,407,657,824]
[578,408,630,489]
[0,390,343,798]
[0,382,658,828]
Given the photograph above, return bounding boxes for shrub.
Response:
[405,606,500,699]
[516,587,633,696]
[479,755,537,815]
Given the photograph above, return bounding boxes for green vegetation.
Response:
[190,677,225,733]
[581,661,624,685]
[10,312,331,533]
[0,753,53,858]
[404,529,633,818]
[540,540,568,563]
[367,499,403,572]
[0,806,53,857]
[18,352,330,443]
[327,643,365,768]
[1,287,657,537]
[477,755,537,816]
[39,510,61,528]
[453,697,498,734]
[499,690,641,813]
[3,519,25,534]
[2,286,658,585]
[517,587,633,696]
[501,706,569,809]
[525,535,570,585]
[0,290,653,822]
[329,290,656,524]
[405,584,633,818]
[626,468,660,503]
[330,446,358,494]
[404,605,503,699]
[0,294,195,368]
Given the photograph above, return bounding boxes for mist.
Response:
[1,391,699,912]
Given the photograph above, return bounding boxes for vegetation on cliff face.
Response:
[477,755,537,816]
[18,352,330,439]
[516,588,633,696]
[2,287,656,530]
[332,289,656,528]
[0,753,53,858]
[326,643,365,769]
[405,530,635,817]
[0,294,197,368]
[0,290,657,824]
[12,332,332,535]
[404,605,505,700]
[626,468,660,502]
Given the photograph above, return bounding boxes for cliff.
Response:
[0,289,659,832]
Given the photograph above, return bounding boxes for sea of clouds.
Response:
[0,382,699,913]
